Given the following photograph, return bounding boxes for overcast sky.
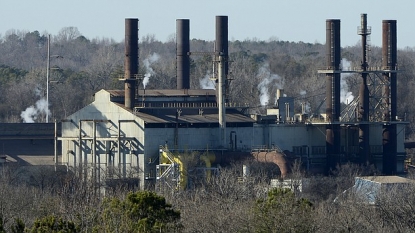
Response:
[0,1,413,48]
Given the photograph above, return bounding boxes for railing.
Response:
[134,102,250,109]
[251,145,284,154]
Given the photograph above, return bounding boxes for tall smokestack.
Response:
[325,19,341,172]
[358,13,371,165]
[176,19,190,89]
[124,18,139,109]
[382,20,397,175]
[215,16,228,77]
[215,16,228,148]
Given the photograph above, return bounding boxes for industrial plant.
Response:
[0,14,406,191]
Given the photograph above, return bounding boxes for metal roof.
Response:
[108,89,254,124]
[131,108,255,124]
[356,176,415,184]
[137,89,216,97]
[0,123,58,139]
[107,90,124,97]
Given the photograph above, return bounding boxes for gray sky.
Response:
[0,0,413,48]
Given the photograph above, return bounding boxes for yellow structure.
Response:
[157,145,216,190]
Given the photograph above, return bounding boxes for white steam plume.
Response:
[21,98,50,123]
[340,58,354,104]
[142,53,160,88]
[21,106,37,123]
[257,64,283,106]
[199,73,215,89]
[300,90,311,114]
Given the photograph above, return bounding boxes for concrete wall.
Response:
[144,126,254,178]
[253,124,325,151]
[145,126,253,152]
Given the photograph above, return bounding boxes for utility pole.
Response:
[46,34,50,123]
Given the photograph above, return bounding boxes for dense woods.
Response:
[2,162,415,232]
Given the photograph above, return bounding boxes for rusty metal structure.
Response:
[318,14,403,174]
[251,145,291,178]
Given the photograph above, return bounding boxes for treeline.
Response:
[1,28,415,137]
[1,162,415,232]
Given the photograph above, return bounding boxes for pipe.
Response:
[243,164,250,179]
[124,18,139,109]
[78,120,83,178]
[253,151,290,178]
[176,19,190,89]
[118,120,121,178]
[93,120,96,182]
[54,119,58,171]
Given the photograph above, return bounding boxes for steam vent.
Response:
[52,14,407,191]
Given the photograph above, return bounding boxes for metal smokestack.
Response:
[358,13,371,165]
[325,19,341,122]
[382,20,397,121]
[382,19,397,175]
[325,19,341,172]
[215,16,228,77]
[176,19,190,89]
[124,18,139,110]
[215,16,228,148]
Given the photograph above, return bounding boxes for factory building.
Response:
[59,14,407,191]
[59,88,255,189]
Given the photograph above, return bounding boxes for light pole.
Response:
[46,34,50,123]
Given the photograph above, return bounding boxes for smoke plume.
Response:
[21,98,50,123]
[300,90,311,114]
[257,64,283,106]
[340,58,354,104]
[199,73,215,89]
[142,53,160,88]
